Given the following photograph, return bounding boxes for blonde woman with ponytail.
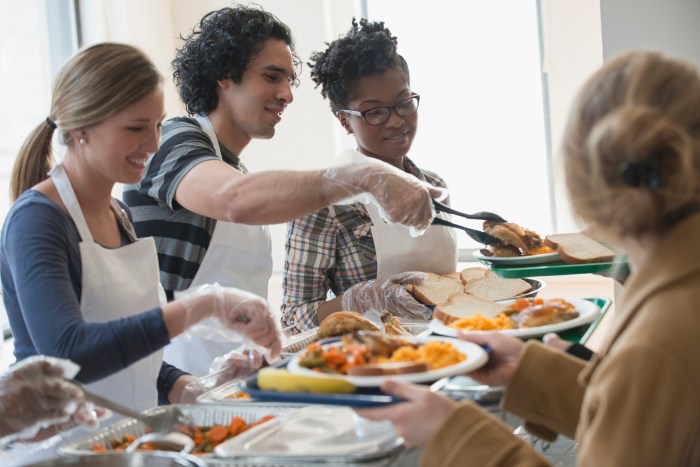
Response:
[0,43,281,414]
[357,51,700,466]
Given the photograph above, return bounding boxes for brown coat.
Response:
[422,214,700,466]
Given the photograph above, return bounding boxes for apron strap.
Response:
[50,163,94,243]
[111,200,138,242]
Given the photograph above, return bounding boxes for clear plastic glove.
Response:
[323,149,447,235]
[175,283,282,363]
[181,346,264,403]
[341,271,432,320]
[209,346,264,377]
[0,356,89,442]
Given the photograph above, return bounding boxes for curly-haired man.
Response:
[122,6,441,376]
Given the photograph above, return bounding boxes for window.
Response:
[366,0,550,257]
[0,0,77,336]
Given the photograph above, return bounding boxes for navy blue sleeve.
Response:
[1,193,170,383]
[157,361,190,405]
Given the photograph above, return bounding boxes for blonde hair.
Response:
[10,42,162,201]
[563,51,700,242]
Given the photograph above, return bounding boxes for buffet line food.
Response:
[299,331,465,376]
[90,414,276,455]
[447,298,580,331]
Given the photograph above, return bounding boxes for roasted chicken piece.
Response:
[481,221,546,257]
[511,300,580,328]
[348,331,417,358]
[381,310,412,336]
[315,311,379,340]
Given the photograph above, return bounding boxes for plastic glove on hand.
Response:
[181,346,264,403]
[210,346,264,387]
[341,271,432,320]
[177,284,282,362]
[0,356,85,441]
[323,149,446,232]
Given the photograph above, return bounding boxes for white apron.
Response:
[51,164,164,411]
[366,202,458,277]
[163,113,273,376]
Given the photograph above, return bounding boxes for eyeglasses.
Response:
[337,94,420,126]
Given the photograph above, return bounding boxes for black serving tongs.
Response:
[431,200,506,245]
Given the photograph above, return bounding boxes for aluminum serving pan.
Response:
[281,327,319,355]
[25,452,206,467]
[58,404,300,457]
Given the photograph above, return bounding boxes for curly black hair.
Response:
[308,18,410,114]
[173,4,301,115]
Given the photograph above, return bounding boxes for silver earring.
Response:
[79,138,85,145]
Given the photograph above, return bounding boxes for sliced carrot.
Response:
[91,444,107,452]
[193,428,204,446]
[207,424,229,444]
[229,418,249,437]
[513,298,531,312]
[250,415,275,427]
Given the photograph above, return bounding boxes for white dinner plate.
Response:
[287,336,488,387]
[429,298,601,339]
[472,250,560,266]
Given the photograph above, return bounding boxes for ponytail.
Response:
[10,120,55,202]
[9,42,162,203]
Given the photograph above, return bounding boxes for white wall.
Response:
[600,0,700,66]
[543,0,700,233]
[539,0,603,233]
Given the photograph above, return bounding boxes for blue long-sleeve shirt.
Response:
[0,190,187,402]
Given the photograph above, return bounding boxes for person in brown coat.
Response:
[357,50,700,466]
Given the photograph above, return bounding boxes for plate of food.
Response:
[473,220,561,265]
[286,332,489,387]
[429,297,601,339]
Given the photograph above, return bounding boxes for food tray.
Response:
[476,258,629,279]
[58,404,300,457]
[560,297,611,345]
[214,406,403,463]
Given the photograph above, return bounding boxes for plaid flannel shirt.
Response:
[281,157,447,334]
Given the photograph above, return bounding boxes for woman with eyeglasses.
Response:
[281,19,458,334]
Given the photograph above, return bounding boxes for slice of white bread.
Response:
[544,233,615,264]
[442,271,463,281]
[459,267,489,285]
[464,270,532,301]
[433,293,507,324]
[410,273,465,306]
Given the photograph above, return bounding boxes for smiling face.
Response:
[213,38,295,152]
[339,68,417,169]
[81,85,165,185]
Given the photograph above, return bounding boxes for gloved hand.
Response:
[323,149,447,234]
[182,346,265,403]
[209,345,264,378]
[0,356,94,442]
[341,272,432,320]
[176,283,282,363]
